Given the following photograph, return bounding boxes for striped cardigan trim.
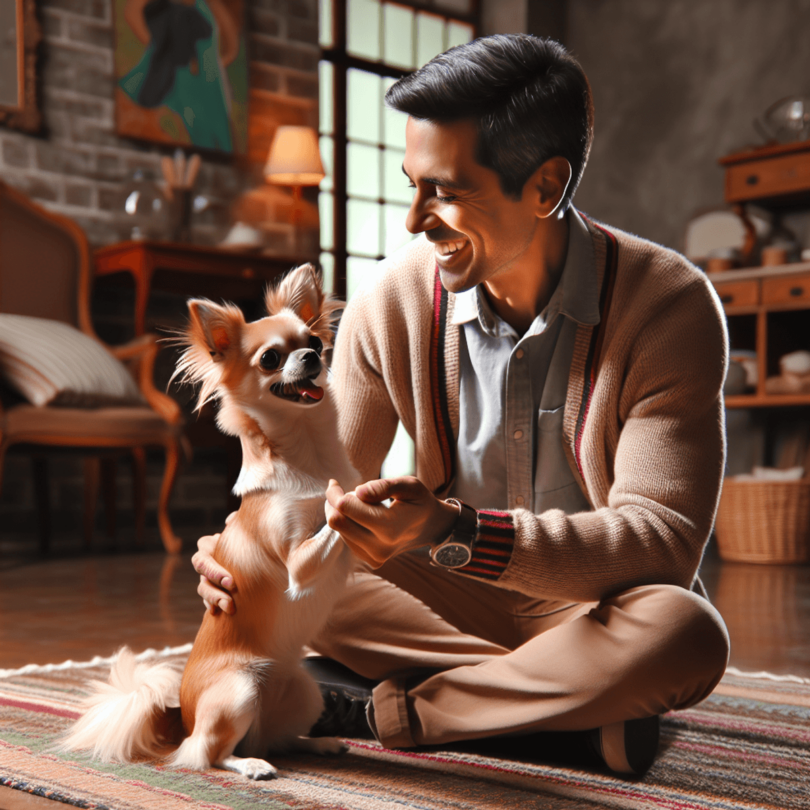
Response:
[430,267,456,493]
[458,509,515,581]
[573,221,619,478]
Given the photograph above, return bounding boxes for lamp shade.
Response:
[264,126,325,186]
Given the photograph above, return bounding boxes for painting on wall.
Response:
[113,0,249,155]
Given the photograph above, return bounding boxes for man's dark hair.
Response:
[385,34,594,208]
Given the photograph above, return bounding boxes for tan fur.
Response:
[63,265,360,780]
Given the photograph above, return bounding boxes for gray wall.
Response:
[567,0,810,252]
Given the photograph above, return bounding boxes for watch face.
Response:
[434,542,472,569]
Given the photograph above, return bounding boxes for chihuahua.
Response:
[62,264,360,779]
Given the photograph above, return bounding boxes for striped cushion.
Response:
[0,314,144,408]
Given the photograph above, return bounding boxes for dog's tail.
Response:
[61,647,184,763]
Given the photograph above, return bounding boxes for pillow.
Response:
[0,314,145,408]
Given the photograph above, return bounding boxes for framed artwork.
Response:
[0,0,42,133]
[113,0,249,155]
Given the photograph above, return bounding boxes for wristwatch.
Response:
[430,498,478,569]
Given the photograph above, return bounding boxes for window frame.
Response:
[320,0,480,298]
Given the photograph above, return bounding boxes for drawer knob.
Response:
[720,294,734,304]
[790,286,804,297]
[241,267,256,279]
[746,175,759,185]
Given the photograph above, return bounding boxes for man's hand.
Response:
[192,513,237,615]
[325,476,458,568]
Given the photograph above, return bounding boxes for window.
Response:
[318,0,478,299]
[318,0,478,476]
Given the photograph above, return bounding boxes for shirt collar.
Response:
[450,207,600,335]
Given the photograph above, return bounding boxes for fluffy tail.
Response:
[61,647,183,763]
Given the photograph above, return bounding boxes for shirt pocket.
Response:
[534,406,590,515]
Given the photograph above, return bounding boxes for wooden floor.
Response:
[0,540,809,810]
[1,542,808,676]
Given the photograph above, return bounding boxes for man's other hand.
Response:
[192,513,237,615]
[325,476,458,568]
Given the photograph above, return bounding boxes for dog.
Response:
[62,264,360,779]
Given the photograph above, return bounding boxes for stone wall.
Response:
[567,0,810,252]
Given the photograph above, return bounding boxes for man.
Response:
[195,34,730,775]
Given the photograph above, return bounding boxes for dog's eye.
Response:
[259,349,281,370]
[308,335,323,355]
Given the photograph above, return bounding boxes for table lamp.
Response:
[264,126,325,254]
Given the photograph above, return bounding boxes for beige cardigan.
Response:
[332,216,728,603]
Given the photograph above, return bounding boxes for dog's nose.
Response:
[286,348,321,378]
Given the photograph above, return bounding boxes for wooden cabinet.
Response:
[720,141,810,208]
[708,263,810,408]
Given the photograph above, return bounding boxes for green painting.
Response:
[114,0,248,155]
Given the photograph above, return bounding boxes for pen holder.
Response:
[169,188,193,243]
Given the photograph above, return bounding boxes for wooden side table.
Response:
[93,240,307,335]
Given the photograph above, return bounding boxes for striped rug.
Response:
[0,648,807,810]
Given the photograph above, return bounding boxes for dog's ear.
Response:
[266,264,344,349]
[173,299,245,412]
[187,299,244,362]
[265,264,323,324]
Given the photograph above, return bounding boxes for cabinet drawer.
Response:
[714,280,760,307]
[725,151,810,204]
[761,273,810,305]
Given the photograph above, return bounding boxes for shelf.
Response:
[725,394,810,409]
[707,261,810,283]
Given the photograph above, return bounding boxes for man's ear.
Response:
[265,263,323,324]
[187,299,244,362]
[531,156,572,219]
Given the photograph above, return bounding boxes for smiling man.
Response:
[194,34,730,775]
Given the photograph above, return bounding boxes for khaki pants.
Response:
[311,551,730,749]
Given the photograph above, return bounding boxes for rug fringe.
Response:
[725,666,810,685]
[0,643,193,680]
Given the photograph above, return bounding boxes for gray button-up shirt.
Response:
[449,209,600,515]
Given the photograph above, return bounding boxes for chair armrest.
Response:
[108,334,183,426]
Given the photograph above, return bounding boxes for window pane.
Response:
[319,135,333,192]
[319,192,334,251]
[447,21,474,49]
[347,255,380,299]
[416,12,445,67]
[347,198,381,257]
[348,69,382,144]
[382,77,407,149]
[319,61,333,135]
[347,0,381,61]
[381,421,415,477]
[348,142,380,199]
[319,251,335,295]
[383,203,413,256]
[318,0,333,48]
[383,3,414,70]
[383,148,411,203]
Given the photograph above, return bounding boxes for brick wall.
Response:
[0,0,321,554]
[0,0,320,249]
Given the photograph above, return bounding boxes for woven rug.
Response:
[1,648,808,810]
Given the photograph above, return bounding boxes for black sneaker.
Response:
[587,715,660,775]
[304,657,377,739]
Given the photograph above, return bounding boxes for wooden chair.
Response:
[0,180,187,554]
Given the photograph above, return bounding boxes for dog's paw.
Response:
[220,755,277,779]
[306,736,348,756]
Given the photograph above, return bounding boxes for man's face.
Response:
[402,116,543,294]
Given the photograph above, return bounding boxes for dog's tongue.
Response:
[300,383,324,402]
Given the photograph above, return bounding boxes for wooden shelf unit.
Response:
[708,263,810,409]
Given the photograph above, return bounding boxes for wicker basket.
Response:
[714,478,810,563]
